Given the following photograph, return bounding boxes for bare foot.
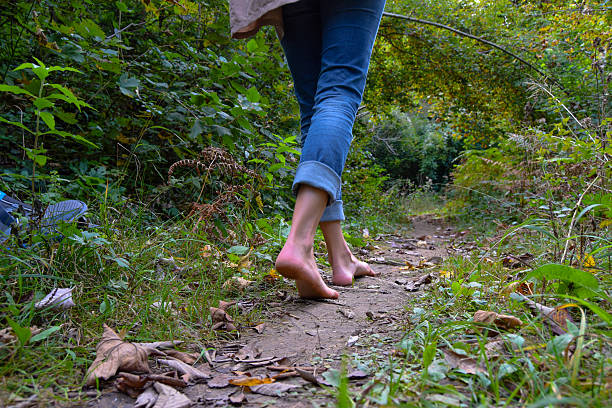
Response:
[331,252,378,286]
[276,241,339,299]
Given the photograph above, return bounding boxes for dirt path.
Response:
[92,216,453,408]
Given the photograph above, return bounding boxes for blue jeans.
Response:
[280,0,385,222]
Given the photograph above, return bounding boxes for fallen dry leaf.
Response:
[522,297,572,335]
[405,273,433,292]
[263,268,281,284]
[442,348,487,375]
[501,281,534,296]
[234,344,261,361]
[503,252,533,268]
[210,305,237,332]
[347,370,369,380]
[253,323,265,334]
[229,389,247,405]
[296,368,319,385]
[222,277,253,292]
[163,349,199,365]
[208,374,232,388]
[35,287,75,309]
[152,382,191,408]
[133,340,182,349]
[157,359,211,381]
[134,386,158,408]
[228,376,274,387]
[484,338,507,359]
[473,310,523,331]
[86,325,151,387]
[250,382,300,396]
[339,309,355,319]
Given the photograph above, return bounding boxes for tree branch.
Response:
[382,11,566,92]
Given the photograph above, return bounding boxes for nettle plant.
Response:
[0,58,97,193]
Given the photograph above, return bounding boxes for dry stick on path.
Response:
[382,12,567,93]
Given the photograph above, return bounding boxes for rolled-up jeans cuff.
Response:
[320,200,345,222]
[292,160,341,202]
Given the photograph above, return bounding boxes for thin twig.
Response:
[560,175,600,264]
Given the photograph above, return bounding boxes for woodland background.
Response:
[0,0,610,406]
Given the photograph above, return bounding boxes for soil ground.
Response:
[91,216,454,408]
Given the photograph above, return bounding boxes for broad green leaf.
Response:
[34,98,54,109]
[116,1,128,12]
[54,110,78,125]
[245,86,261,103]
[0,117,34,133]
[13,62,35,71]
[0,84,35,97]
[118,73,140,97]
[228,245,249,255]
[247,39,259,52]
[48,66,82,74]
[30,326,62,343]
[7,318,32,346]
[524,264,599,290]
[48,84,79,104]
[189,119,203,140]
[41,130,99,148]
[39,111,56,130]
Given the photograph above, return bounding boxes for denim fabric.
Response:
[280,0,385,221]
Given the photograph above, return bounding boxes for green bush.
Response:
[368,110,462,189]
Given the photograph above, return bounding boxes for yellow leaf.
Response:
[582,254,595,268]
[229,377,274,387]
[439,270,454,279]
[599,219,612,228]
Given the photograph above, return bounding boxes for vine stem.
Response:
[32,77,45,195]
[382,11,568,94]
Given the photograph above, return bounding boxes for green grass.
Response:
[0,201,292,405]
[339,207,612,407]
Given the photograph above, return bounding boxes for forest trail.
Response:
[92,216,455,408]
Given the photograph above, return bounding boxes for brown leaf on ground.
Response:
[347,370,369,380]
[210,305,237,332]
[219,300,237,311]
[152,382,191,408]
[521,297,572,335]
[115,371,188,396]
[442,348,487,375]
[85,325,151,387]
[484,338,507,359]
[164,349,199,365]
[133,340,182,349]
[473,310,524,331]
[502,252,534,269]
[405,273,433,292]
[250,382,300,396]
[229,389,247,405]
[157,359,211,380]
[208,374,232,388]
[222,277,253,292]
[253,323,265,334]
[234,344,261,361]
[134,386,158,408]
[296,368,319,385]
[501,281,534,296]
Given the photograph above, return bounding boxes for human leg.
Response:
[298,0,384,285]
[275,185,339,299]
[320,220,377,286]
[277,0,384,298]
